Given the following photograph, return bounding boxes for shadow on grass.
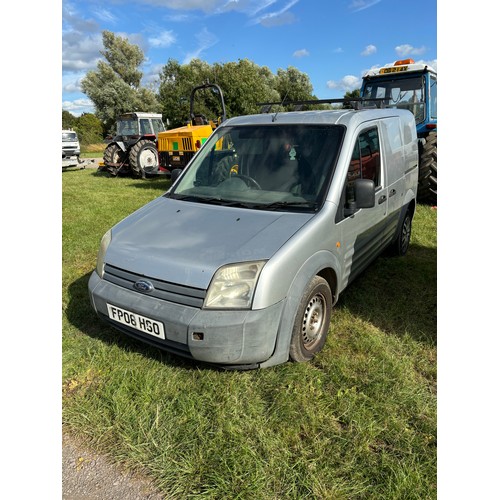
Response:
[66,272,207,371]
[337,242,437,346]
[91,169,172,190]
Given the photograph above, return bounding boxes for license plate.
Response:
[172,156,180,162]
[106,304,165,339]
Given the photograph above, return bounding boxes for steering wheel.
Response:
[230,174,262,190]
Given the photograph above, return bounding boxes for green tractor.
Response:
[101,112,167,178]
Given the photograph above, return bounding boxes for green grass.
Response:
[80,143,106,158]
[63,169,437,499]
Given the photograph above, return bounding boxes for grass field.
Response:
[62,168,437,499]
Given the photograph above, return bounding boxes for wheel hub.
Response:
[302,295,325,349]
[140,149,157,168]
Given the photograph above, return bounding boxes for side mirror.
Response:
[344,178,375,216]
[354,178,375,208]
[171,168,182,183]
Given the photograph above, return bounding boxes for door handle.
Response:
[389,189,396,197]
[378,195,387,204]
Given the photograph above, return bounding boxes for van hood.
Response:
[105,196,314,289]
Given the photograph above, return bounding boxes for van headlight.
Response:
[204,261,266,310]
[96,229,112,278]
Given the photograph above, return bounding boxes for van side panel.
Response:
[381,116,418,242]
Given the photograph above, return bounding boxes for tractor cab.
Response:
[360,59,437,135]
[101,112,167,178]
[361,59,437,204]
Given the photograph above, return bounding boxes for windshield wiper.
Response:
[258,201,318,212]
[169,194,255,208]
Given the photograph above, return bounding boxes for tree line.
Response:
[64,31,358,144]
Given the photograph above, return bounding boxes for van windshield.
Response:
[168,124,344,212]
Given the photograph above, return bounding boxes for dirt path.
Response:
[62,432,164,499]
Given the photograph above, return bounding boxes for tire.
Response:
[390,209,413,256]
[103,143,126,176]
[289,276,332,362]
[129,140,159,178]
[418,132,437,205]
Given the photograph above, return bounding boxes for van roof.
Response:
[223,108,412,128]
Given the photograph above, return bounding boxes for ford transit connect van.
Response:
[88,108,418,369]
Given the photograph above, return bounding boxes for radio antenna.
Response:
[272,89,289,122]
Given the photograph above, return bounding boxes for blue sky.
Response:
[62,0,437,116]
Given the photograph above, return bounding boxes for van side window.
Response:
[347,127,380,196]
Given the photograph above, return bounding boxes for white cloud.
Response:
[293,48,309,58]
[349,0,382,12]
[326,75,361,92]
[361,44,377,56]
[250,0,299,27]
[182,27,218,64]
[91,8,117,24]
[149,30,176,48]
[141,0,224,13]
[395,44,426,57]
[62,31,103,73]
[62,98,95,116]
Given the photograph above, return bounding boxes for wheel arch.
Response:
[259,251,339,368]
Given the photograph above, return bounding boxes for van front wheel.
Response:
[289,276,332,362]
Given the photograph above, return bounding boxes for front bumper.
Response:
[88,271,283,368]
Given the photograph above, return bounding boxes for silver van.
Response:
[88,108,418,369]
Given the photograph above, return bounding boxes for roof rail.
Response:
[257,98,388,113]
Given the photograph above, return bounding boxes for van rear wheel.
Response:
[390,209,412,256]
[289,276,332,362]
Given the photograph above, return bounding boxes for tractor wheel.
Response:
[418,132,437,205]
[103,143,126,176]
[129,140,159,178]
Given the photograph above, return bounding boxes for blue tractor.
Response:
[360,59,437,204]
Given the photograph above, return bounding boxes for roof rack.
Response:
[257,98,388,113]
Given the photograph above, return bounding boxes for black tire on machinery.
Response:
[103,143,126,176]
[129,139,158,178]
[418,132,437,205]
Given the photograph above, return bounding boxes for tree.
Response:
[342,89,360,109]
[158,58,214,128]
[276,66,315,108]
[62,110,77,130]
[158,58,280,127]
[81,31,161,133]
[212,59,279,117]
[75,113,104,145]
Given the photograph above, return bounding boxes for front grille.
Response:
[103,264,206,308]
[182,137,193,150]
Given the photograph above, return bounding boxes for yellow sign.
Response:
[380,66,408,74]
